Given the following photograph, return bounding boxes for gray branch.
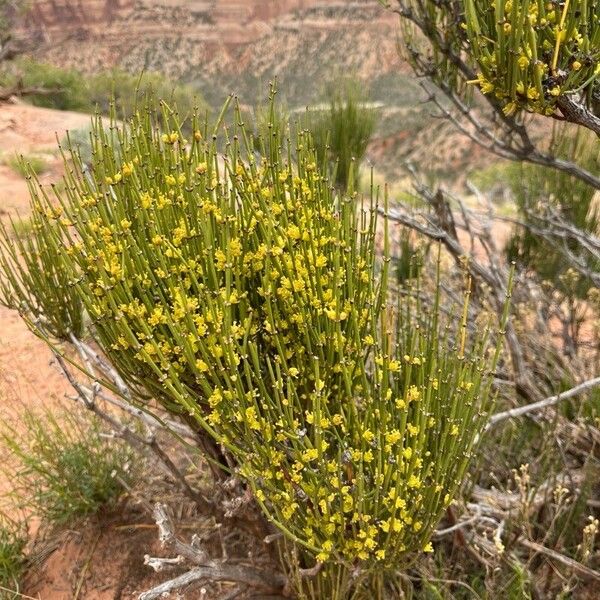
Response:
[487,376,600,428]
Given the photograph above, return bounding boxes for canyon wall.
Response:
[23,1,325,32]
[15,1,396,85]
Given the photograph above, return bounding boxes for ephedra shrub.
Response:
[0,96,506,598]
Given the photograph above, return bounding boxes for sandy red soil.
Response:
[0,102,92,415]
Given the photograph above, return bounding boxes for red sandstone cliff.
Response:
[23,1,324,31]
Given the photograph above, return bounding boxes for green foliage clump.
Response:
[463,0,600,116]
[1,58,90,111]
[0,516,26,600]
[4,153,48,177]
[394,0,600,121]
[0,96,505,596]
[1,409,133,525]
[0,60,207,119]
[307,79,377,189]
[86,68,205,121]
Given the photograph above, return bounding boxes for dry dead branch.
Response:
[139,503,287,600]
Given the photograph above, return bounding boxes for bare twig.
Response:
[487,377,600,428]
[519,538,600,581]
[139,504,287,600]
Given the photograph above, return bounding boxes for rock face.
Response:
[23,1,329,37]
[16,1,399,96]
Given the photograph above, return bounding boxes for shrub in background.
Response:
[0,97,506,598]
[1,409,134,525]
[0,58,90,111]
[307,78,377,190]
[4,153,48,178]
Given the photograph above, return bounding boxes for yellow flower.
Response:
[407,424,419,436]
[302,448,319,462]
[407,385,421,403]
[245,406,261,431]
[282,502,298,519]
[395,497,407,509]
[332,414,343,426]
[315,254,328,268]
[408,475,422,489]
[503,102,518,116]
[385,429,401,445]
[287,225,301,240]
[122,162,134,177]
[196,359,209,373]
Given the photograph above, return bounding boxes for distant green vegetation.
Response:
[7,218,34,240]
[3,153,48,178]
[0,59,207,118]
[87,68,205,120]
[306,79,377,189]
